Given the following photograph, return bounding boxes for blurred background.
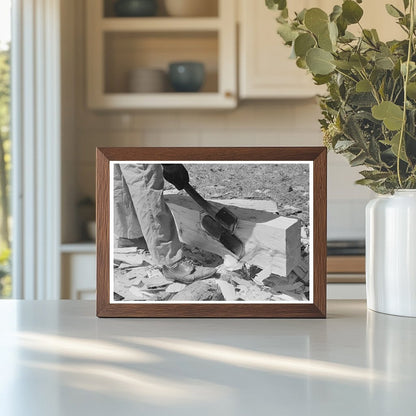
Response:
[1,0,404,300]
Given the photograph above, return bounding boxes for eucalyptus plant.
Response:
[266,0,416,193]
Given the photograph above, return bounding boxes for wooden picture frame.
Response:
[96,147,327,318]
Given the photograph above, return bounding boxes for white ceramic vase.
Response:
[366,190,416,317]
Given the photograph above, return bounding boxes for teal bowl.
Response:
[168,62,205,93]
[114,0,157,17]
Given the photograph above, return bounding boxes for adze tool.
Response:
[183,183,245,258]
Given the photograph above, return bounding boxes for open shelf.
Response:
[103,0,219,18]
[102,17,221,32]
[91,92,234,109]
[104,31,218,94]
[87,0,236,109]
[61,242,96,253]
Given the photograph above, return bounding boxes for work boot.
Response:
[162,259,217,284]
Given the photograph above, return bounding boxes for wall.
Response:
[62,0,374,243]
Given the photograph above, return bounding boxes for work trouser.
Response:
[113,163,183,267]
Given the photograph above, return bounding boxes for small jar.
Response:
[114,0,158,17]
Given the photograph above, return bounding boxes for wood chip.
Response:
[114,247,138,254]
[217,255,245,272]
[253,268,272,285]
[129,286,153,300]
[239,286,271,301]
[118,263,136,270]
[124,267,149,281]
[217,279,237,301]
[165,283,186,293]
[271,294,291,302]
[275,281,304,292]
[230,275,252,287]
[114,253,144,267]
[144,269,170,288]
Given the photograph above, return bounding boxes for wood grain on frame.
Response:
[96,147,327,318]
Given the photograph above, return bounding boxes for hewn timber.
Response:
[165,194,301,277]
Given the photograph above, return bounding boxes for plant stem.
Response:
[334,68,358,84]
[358,69,381,104]
[397,0,415,188]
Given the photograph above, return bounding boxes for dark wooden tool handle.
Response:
[183,184,218,219]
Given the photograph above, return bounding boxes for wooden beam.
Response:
[165,195,301,277]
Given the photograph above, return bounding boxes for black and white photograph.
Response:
[109,161,312,303]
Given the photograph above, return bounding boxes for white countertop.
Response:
[0,300,415,415]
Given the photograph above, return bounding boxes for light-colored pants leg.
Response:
[114,163,143,240]
[115,163,183,267]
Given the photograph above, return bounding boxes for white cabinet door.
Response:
[238,0,404,99]
[239,0,325,99]
[62,253,96,300]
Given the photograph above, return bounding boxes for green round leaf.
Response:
[313,74,332,85]
[356,79,372,92]
[385,4,403,18]
[296,57,308,69]
[333,60,352,70]
[375,55,395,70]
[305,48,335,75]
[330,5,342,22]
[371,101,404,131]
[304,8,329,35]
[336,15,348,36]
[266,0,287,11]
[277,23,298,43]
[407,82,416,99]
[318,29,333,52]
[294,33,316,57]
[317,21,338,52]
[387,132,408,162]
[342,0,364,24]
[350,54,368,70]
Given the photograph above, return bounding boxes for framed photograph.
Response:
[96,147,327,318]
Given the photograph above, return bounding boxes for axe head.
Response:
[201,215,244,258]
[215,207,238,233]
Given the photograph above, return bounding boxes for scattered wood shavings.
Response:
[217,279,237,301]
[145,269,170,288]
[114,253,144,267]
[129,286,154,300]
[166,283,186,293]
[253,268,272,285]
[114,247,138,254]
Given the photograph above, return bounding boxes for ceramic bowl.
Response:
[164,0,217,17]
[114,0,158,17]
[128,68,167,93]
[168,62,205,92]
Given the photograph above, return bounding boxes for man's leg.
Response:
[119,163,183,266]
[113,163,144,247]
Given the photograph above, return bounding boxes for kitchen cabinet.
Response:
[86,0,237,109]
[60,248,365,300]
[239,0,325,99]
[61,245,96,300]
[238,0,404,99]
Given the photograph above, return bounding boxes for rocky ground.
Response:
[113,163,310,303]
[113,246,309,302]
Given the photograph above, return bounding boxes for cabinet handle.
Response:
[225,91,234,99]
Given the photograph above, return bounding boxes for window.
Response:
[0,0,11,298]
